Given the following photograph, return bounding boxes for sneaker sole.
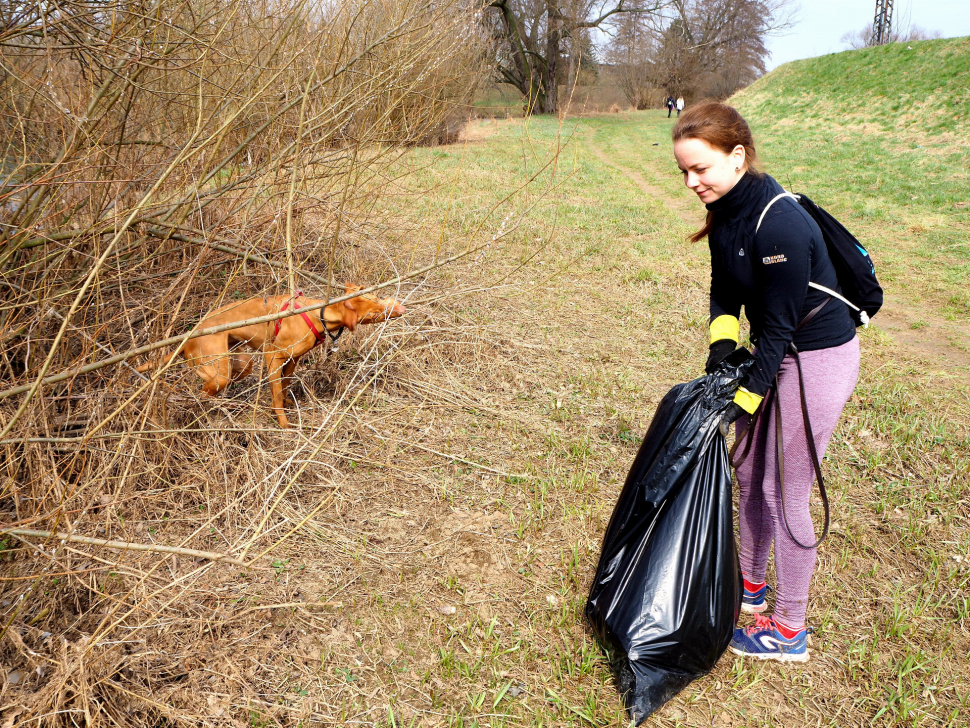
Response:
[729,646,810,663]
[741,601,767,614]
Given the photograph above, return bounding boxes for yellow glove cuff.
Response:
[733,387,763,415]
[710,315,740,345]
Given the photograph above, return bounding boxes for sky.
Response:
[764,0,970,70]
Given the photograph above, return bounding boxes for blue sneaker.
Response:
[729,615,810,663]
[742,582,771,614]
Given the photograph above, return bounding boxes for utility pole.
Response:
[873,0,894,45]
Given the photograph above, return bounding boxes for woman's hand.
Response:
[706,339,737,373]
[718,402,747,437]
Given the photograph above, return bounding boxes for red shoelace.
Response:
[745,613,775,635]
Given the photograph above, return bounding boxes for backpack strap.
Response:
[756,192,870,329]
[756,192,801,234]
[808,282,869,327]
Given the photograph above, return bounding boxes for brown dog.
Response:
[137,285,406,427]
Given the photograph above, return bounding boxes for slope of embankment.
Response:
[732,37,970,365]
[737,37,970,137]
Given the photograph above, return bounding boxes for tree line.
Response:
[486,0,794,114]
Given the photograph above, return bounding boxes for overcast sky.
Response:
[764,0,970,70]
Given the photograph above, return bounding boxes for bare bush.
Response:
[0,0,487,418]
[0,0,494,723]
[841,22,943,50]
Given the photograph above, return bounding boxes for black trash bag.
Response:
[586,349,753,724]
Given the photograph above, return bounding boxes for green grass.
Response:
[735,38,970,137]
[349,90,970,725]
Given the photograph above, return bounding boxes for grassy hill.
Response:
[736,37,970,137]
[730,37,970,329]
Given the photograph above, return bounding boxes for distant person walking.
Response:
[666,96,675,118]
[676,97,685,117]
[672,102,861,663]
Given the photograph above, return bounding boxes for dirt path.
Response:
[585,127,700,226]
[875,296,970,371]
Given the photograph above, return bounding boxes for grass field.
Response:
[348,37,970,725]
[372,118,968,728]
[3,38,969,728]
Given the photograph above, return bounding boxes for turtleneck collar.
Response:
[705,171,759,216]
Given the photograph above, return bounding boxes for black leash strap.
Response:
[729,401,762,467]
[324,324,344,347]
[776,344,830,549]
[730,296,832,549]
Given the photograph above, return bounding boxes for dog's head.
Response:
[338,284,406,331]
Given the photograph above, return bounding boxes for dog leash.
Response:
[776,341,830,549]
[729,297,832,550]
[728,297,829,464]
[273,291,344,349]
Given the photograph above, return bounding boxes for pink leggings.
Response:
[735,336,859,628]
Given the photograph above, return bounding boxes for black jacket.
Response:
[708,172,856,396]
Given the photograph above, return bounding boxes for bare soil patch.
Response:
[877,296,970,373]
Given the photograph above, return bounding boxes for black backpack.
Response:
[757,192,883,326]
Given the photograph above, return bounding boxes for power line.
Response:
[873,0,894,45]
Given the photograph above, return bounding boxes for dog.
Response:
[136,285,406,428]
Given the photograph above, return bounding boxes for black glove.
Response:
[705,339,736,374]
[718,401,747,437]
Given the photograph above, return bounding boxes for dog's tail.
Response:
[135,350,178,374]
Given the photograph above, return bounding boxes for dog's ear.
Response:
[343,282,361,295]
[341,300,360,332]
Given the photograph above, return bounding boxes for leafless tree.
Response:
[487,0,670,114]
[841,22,942,50]
[606,0,795,108]
[604,12,660,109]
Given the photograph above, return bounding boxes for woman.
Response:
[676,96,685,117]
[671,102,860,663]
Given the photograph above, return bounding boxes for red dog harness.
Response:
[272,292,341,349]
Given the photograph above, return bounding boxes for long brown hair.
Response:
[672,102,762,242]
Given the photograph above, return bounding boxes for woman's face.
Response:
[673,138,746,204]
